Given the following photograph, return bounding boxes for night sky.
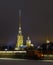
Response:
[0,0,53,45]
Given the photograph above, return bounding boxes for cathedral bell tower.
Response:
[15,10,23,50]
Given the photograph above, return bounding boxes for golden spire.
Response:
[19,9,21,17]
[15,10,23,50]
[18,9,22,34]
[19,9,21,27]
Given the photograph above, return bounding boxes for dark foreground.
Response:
[0,58,53,65]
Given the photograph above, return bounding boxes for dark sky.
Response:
[0,0,53,45]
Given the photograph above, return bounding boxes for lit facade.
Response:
[16,26,23,48]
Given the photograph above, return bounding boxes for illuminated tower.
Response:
[15,10,23,50]
[26,36,31,47]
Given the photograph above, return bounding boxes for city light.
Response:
[46,40,50,43]
[0,10,53,60]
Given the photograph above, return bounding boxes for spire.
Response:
[15,10,23,50]
[18,9,22,34]
[19,9,21,17]
[19,9,21,27]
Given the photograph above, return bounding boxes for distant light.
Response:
[20,45,27,48]
[31,44,34,47]
[37,46,40,48]
[41,54,44,57]
[46,40,50,43]
[15,48,19,50]
[19,27,21,30]
[5,49,8,51]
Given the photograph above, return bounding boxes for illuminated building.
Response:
[15,10,23,50]
[26,36,31,47]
